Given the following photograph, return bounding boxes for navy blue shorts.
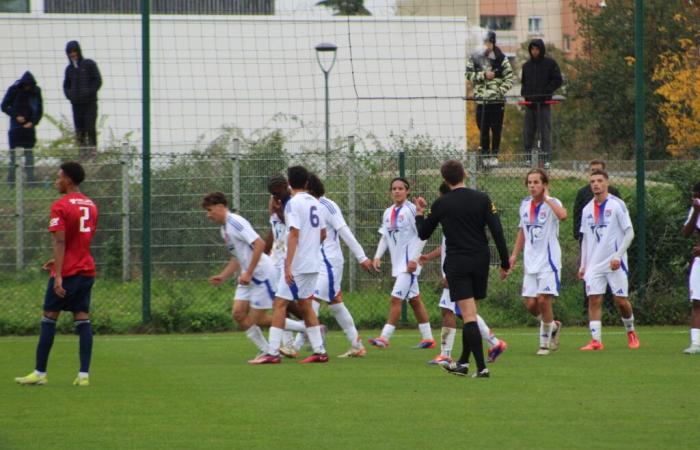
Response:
[43,275,95,313]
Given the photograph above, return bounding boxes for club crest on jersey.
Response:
[49,218,59,227]
[539,212,547,220]
[605,209,612,217]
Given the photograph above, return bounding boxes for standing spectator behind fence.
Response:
[2,71,42,184]
[465,31,514,169]
[63,41,102,158]
[521,39,562,167]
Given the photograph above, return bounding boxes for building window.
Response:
[44,0,275,15]
[563,35,571,52]
[479,16,514,31]
[528,17,542,34]
[0,0,29,12]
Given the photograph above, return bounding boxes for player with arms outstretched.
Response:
[579,169,639,351]
[16,162,97,387]
[510,169,566,355]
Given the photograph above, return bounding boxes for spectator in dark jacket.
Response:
[2,71,42,184]
[63,40,102,158]
[521,39,563,167]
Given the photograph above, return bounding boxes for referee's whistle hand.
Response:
[414,196,427,212]
[499,268,508,280]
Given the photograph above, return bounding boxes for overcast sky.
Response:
[276,0,398,17]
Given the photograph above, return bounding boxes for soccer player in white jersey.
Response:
[368,177,434,349]
[202,192,304,362]
[682,181,700,354]
[254,166,329,364]
[420,183,507,365]
[579,169,639,351]
[509,169,567,355]
[301,173,373,357]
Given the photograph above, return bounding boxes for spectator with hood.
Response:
[465,30,514,169]
[63,40,102,158]
[2,71,42,184]
[521,39,563,167]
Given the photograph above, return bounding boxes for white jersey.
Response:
[580,194,633,275]
[318,196,347,268]
[221,212,274,279]
[378,201,424,277]
[685,207,700,232]
[269,211,288,269]
[518,196,563,275]
[285,191,325,274]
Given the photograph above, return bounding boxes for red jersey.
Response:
[48,192,98,277]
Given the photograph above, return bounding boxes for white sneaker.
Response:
[536,347,551,356]
[683,344,700,354]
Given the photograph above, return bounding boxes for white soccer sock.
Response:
[440,327,456,357]
[539,321,546,348]
[293,332,306,351]
[78,371,89,379]
[418,322,433,340]
[268,326,284,356]
[621,315,635,332]
[589,320,602,342]
[34,370,46,376]
[477,315,499,347]
[691,328,700,346]
[329,303,360,347]
[245,325,269,353]
[306,325,326,354]
[282,330,294,347]
[380,323,396,341]
[284,318,306,332]
[542,321,554,349]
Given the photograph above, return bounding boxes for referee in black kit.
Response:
[415,160,510,378]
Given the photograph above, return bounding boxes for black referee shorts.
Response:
[444,253,490,301]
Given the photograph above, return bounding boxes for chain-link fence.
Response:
[2,142,698,334]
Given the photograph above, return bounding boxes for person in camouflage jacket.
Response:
[465,31,514,167]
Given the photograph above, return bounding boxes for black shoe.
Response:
[472,368,490,378]
[442,361,469,376]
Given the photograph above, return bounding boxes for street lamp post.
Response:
[315,42,337,173]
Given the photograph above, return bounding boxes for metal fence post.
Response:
[347,136,357,293]
[231,138,241,212]
[15,148,24,271]
[467,150,477,190]
[121,142,131,282]
[399,150,408,324]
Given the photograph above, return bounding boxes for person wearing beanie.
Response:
[521,39,563,168]
[1,71,42,184]
[63,41,102,159]
[465,30,514,169]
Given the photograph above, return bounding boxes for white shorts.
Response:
[276,272,318,301]
[585,270,628,297]
[234,276,275,310]
[438,288,461,315]
[522,271,560,297]
[315,261,343,302]
[391,272,420,301]
[690,257,700,301]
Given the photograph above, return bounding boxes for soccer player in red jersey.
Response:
[15,162,98,387]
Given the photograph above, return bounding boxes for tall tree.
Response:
[569,0,699,159]
[316,0,371,16]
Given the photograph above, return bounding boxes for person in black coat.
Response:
[63,41,102,158]
[2,71,42,184]
[521,39,563,166]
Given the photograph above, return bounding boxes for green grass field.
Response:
[1,327,698,449]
